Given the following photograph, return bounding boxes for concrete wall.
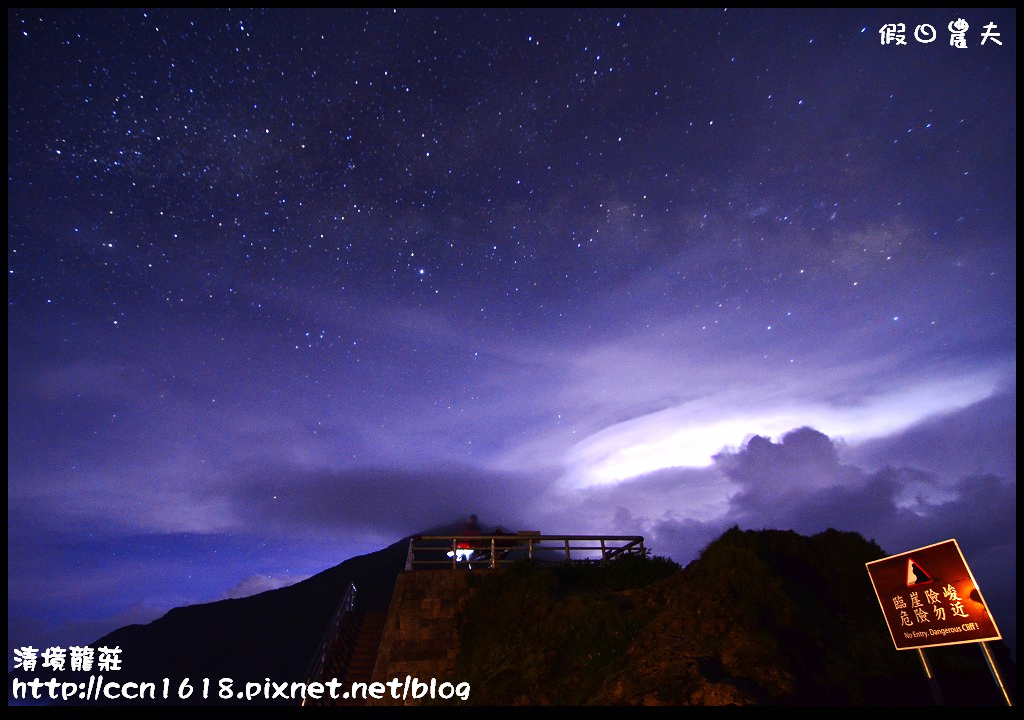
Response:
[367,569,476,705]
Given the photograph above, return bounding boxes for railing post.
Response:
[405,533,643,570]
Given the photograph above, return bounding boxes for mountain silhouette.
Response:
[11,534,412,706]
[10,525,1016,707]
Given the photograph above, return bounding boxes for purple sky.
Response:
[8,9,1016,667]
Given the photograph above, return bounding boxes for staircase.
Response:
[326,610,387,706]
[302,582,389,707]
[342,612,387,686]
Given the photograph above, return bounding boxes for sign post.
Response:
[866,538,1011,705]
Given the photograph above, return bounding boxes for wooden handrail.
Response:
[405,534,646,570]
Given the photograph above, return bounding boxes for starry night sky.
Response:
[8,9,1016,664]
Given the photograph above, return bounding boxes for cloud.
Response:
[842,390,1017,483]
[532,464,739,539]
[550,367,1004,490]
[223,574,306,599]
[710,427,1015,552]
[221,462,552,541]
[541,423,1015,658]
[714,426,856,498]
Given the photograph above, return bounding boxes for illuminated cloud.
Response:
[559,370,1004,488]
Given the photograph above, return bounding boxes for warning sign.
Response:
[866,539,1001,651]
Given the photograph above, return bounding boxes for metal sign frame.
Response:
[866,538,1001,651]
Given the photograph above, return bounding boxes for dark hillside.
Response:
[453,527,1015,706]
[11,536,409,706]
[13,526,1014,706]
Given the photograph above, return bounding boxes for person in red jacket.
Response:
[456,514,483,567]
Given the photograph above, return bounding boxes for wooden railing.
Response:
[405,533,646,570]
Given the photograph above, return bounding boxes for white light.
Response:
[563,372,1002,488]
